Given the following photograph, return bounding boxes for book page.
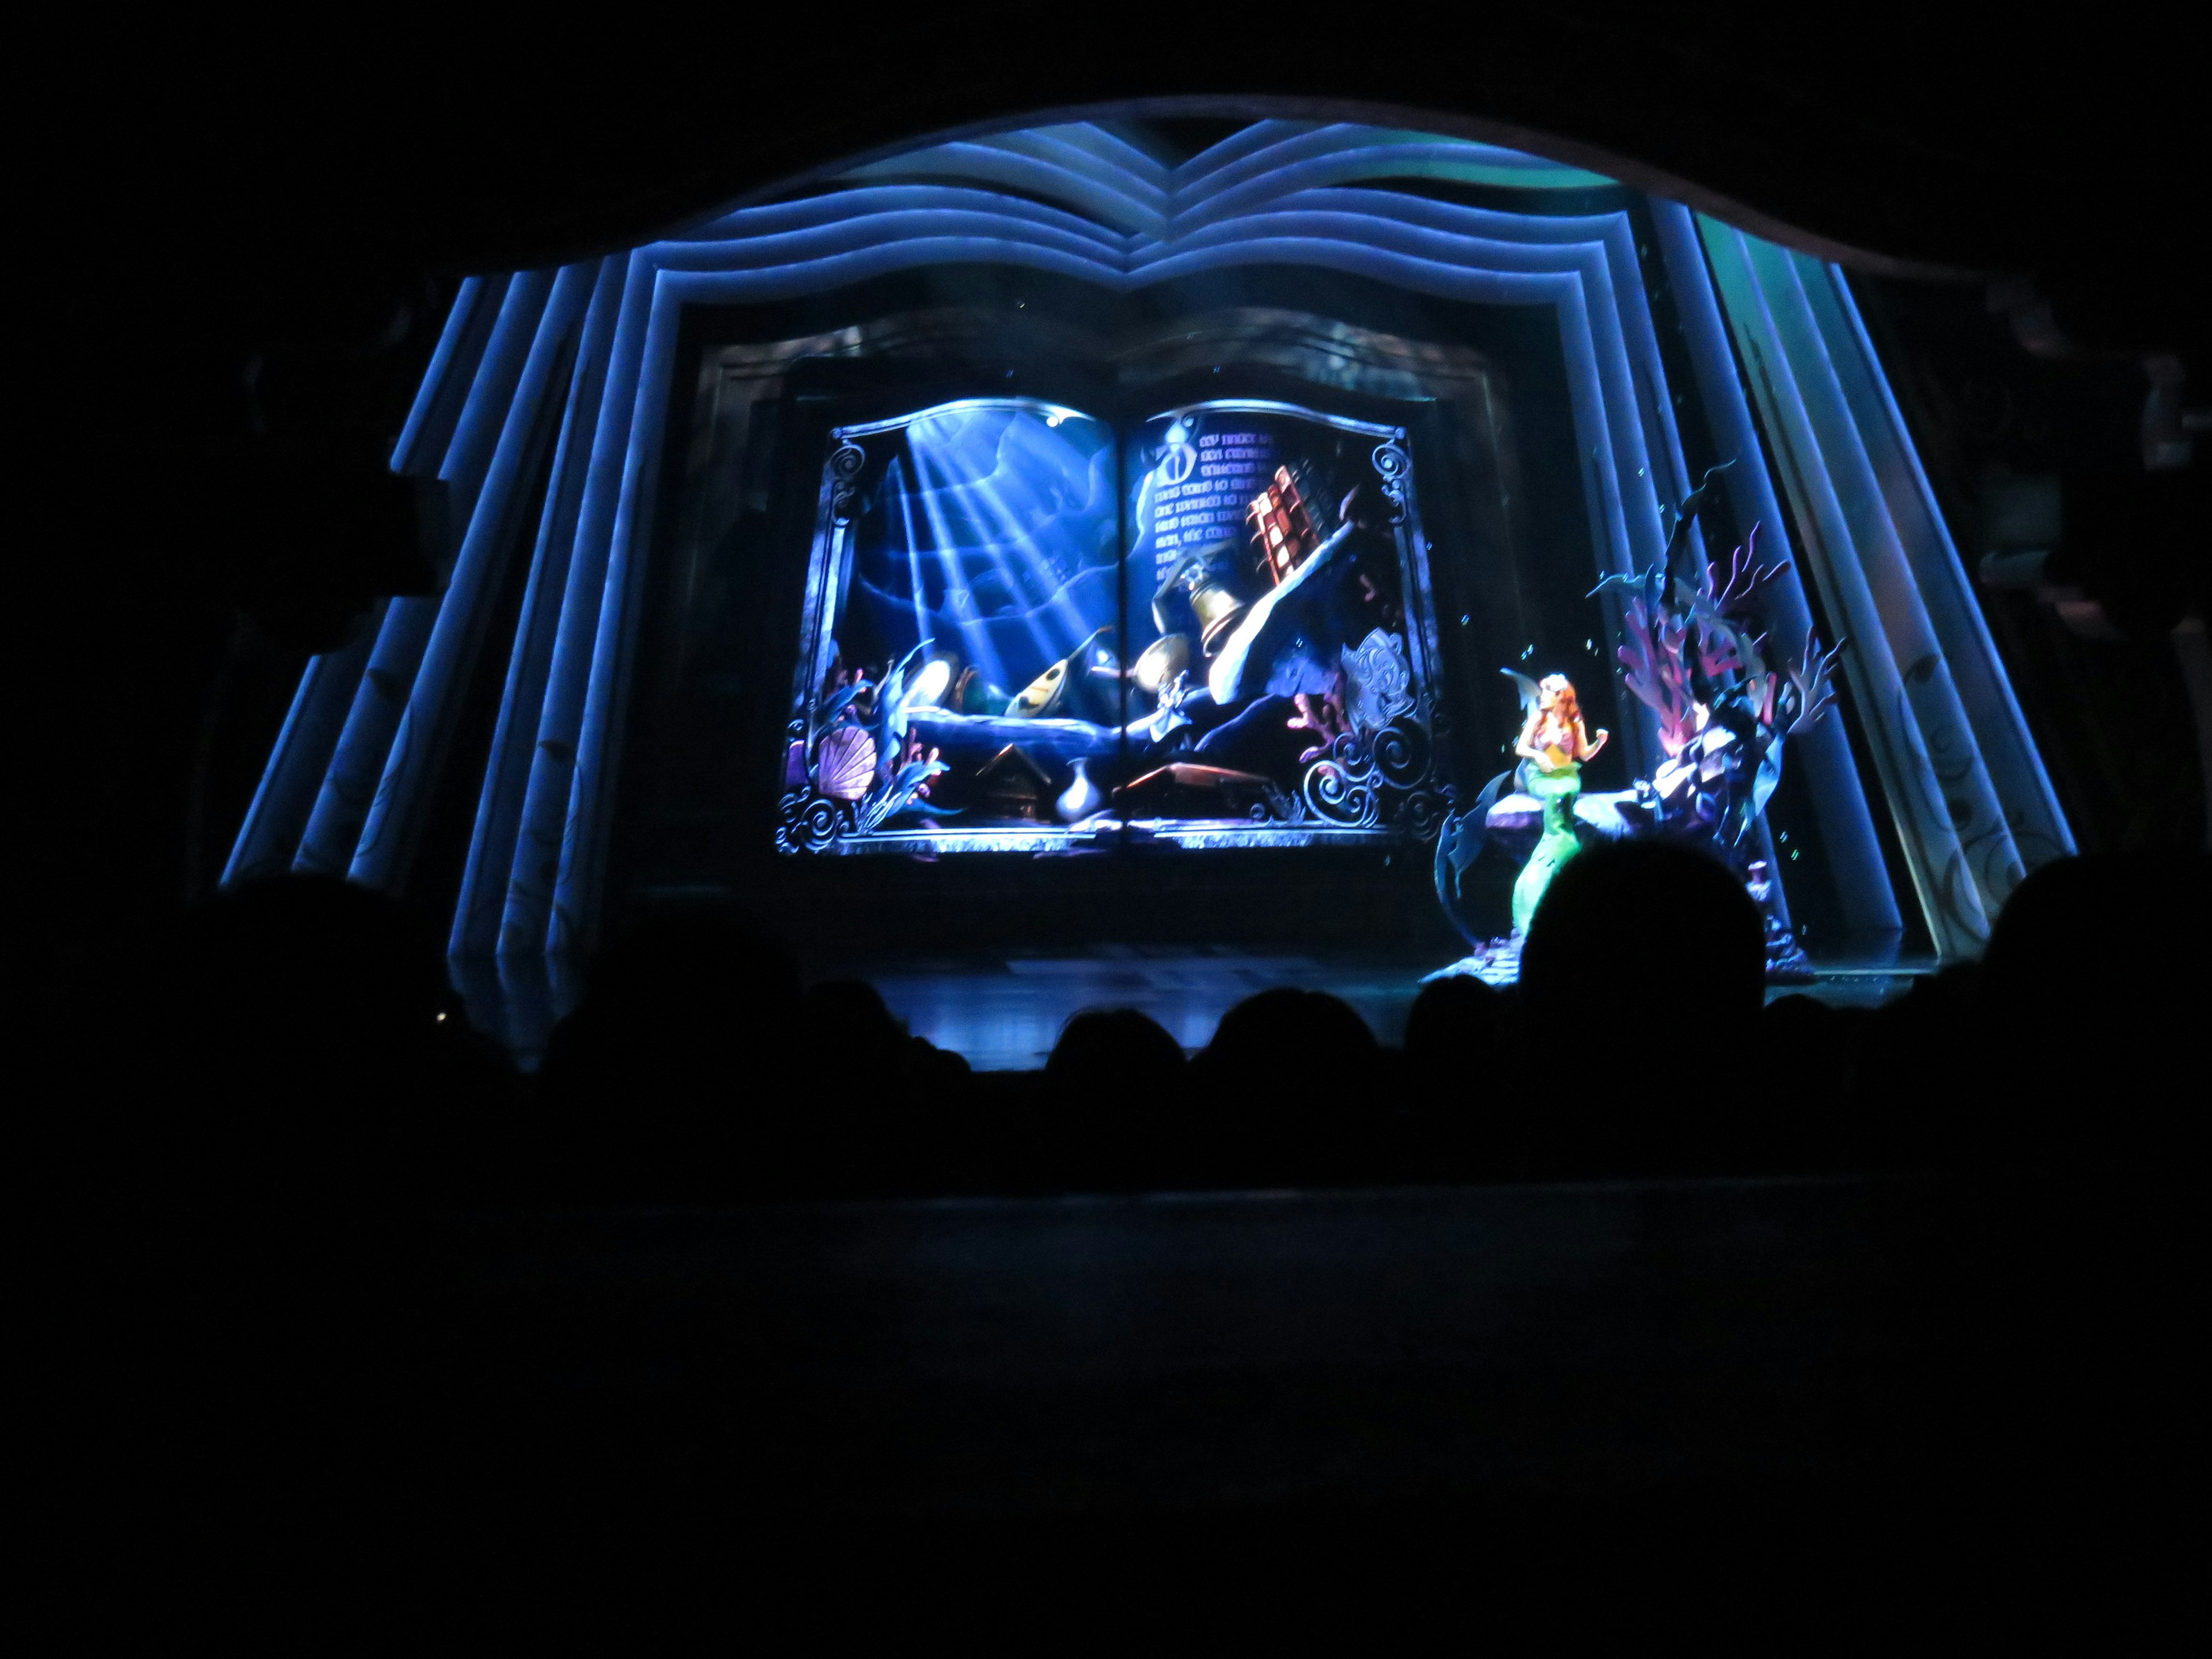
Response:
[781,397,1126,851]
[1116,400,1440,838]
[781,395,1442,854]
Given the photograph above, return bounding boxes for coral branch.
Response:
[1785,628,1845,734]
[1617,597,1702,757]
[1709,522,1790,612]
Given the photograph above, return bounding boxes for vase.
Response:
[1056,759,1105,823]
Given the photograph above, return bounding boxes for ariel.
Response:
[1510,674,1608,934]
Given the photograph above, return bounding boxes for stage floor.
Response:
[823,946,1937,1072]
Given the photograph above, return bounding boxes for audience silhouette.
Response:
[88,847,2206,1203]
[1519,839,1766,1024]
[63,851,2203,1626]
[1978,850,2207,1156]
[1191,987,1392,1184]
[1044,1008,1190,1188]
[1400,974,1510,1175]
[536,909,803,1200]
[1511,841,1767,1174]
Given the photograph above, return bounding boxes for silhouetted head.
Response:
[1048,1007,1186,1092]
[1403,974,1507,1069]
[540,906,802,1112]
[1983,851,2207,1043]
[798,979,911,1074]
[802,978,900,1031]
[579,907,801,1025]
[1968,851,2210,1156]
[1205,987,1376,1078]
[1520,840,1764,1022]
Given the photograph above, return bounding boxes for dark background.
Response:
[28,8,2205,999]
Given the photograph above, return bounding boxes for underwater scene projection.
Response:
[779,398,1446,854]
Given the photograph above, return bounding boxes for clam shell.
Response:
[815,724,878,801]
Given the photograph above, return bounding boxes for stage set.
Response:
[224,118,2070,1065]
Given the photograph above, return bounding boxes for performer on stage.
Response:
[1510,674,1608,934]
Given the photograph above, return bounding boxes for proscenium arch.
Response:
[225,101,2067,1014]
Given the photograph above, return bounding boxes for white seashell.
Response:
[815,724,878,801]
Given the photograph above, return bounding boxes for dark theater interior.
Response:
[28,9,2208,1636]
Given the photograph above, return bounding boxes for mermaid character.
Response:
[1509,673,1608,934]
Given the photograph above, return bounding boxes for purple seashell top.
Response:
[815,724,878,802]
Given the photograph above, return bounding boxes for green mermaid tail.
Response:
[1510,764,1584,935]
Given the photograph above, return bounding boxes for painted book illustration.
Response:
[779,399,1447,854]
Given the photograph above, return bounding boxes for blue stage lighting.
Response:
[222,116,2070,987]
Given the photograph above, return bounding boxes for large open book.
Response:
[779,398,1447,854]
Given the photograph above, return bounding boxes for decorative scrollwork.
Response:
[1397,788,1449,842]
[1251,783,1309,825]
[776,787,846,854]
[828,440,868,525]
[1302,729,1382,828]
[1370,716,1429,789]
[1303,753,1381,828]
[1370,439,1412,525]
[1293,711,1442,838]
